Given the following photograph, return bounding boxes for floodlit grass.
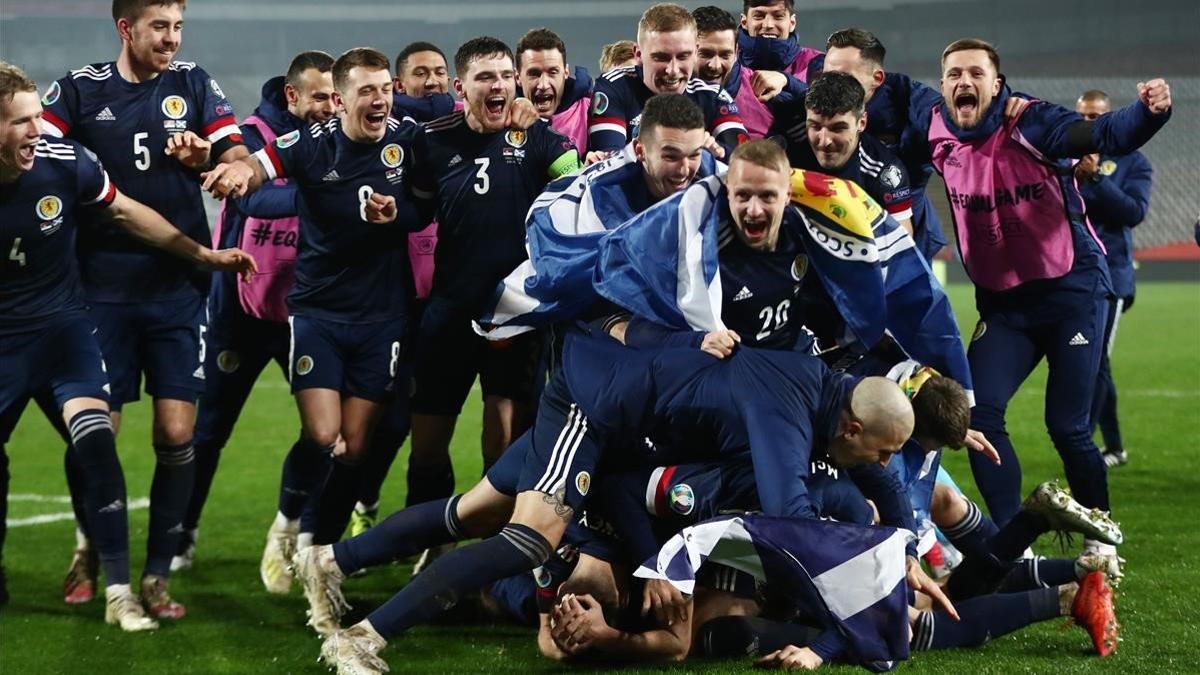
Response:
[2,283,1197,673]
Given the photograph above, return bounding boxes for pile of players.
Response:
[0,0,1171,672]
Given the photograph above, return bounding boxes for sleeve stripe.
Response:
[83,170,116,206]
[254,146,281,181]
[712,120,747,137]
[41,111,69,137]
[887,206,914,222]
[588,123,627,136]
[204,117,241,142]
[589,116,627,129]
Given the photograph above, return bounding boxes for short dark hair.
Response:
[911,376,970,449]
[693,6,737,35]
[826,28,887,66]
[286,50,334,88]
[454,36,514,78]
[112,0,185,23]
[942,38,1000,74]
[639,93,705,138]
[743,0,794,14]
[805,71,865,118]
[332,47,390,93]
[516,28,567,66]
[395,42,446,76]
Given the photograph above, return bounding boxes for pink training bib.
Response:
[929,104,1075,292]
[216,114,297,322]
[551,96,590,156]
[733,67,774,139]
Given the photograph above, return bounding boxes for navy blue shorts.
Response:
[288,315,405,403]
[485,430,530,496]
[194,304,290,449]
[88,296,206,409]
[0,314,109,418]
[516,372,603,512]
[410,298,544,415]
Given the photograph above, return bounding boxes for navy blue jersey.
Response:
[415,114,578,311]
[717,215,809,351]
[1079,151,1152,299]
[41,61,241,302]
[588,66,746,154]
[256,116,424,322]
[783,133,913,223]
[0,139,115,335]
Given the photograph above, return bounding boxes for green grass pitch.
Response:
[1,282,1197,673]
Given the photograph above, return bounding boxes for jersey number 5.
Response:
[134,132,151,171]
[473,158,490,195]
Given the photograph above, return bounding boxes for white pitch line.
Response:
[1020,388,1198,398]
[8,497,150,528]
[9,493,73,503]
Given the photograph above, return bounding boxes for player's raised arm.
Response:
[101,188,257,280]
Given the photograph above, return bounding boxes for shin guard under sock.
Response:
[68,410,130,585]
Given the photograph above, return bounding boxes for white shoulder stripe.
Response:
[425,113,465,132]
[857,145,885,170]
[169,61,197,71]
[601,66,636,82]
[684,78,720,94]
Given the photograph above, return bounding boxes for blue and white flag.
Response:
[476,145,721,339]
[593,169,973,398]
[635,514,914,667]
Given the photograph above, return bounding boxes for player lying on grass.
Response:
[294,330,954,673]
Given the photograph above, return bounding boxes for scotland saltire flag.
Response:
[593,169,973,398]
[635,514,914,667]
[475,145,721,339]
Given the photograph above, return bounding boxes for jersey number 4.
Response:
[8,238,26,267]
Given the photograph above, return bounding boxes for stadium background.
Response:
[1,0,1197,256]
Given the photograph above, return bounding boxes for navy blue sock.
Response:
[63,444,91,540]
[942,499,999,560]
[912,587,1060,651]
[68,410,130,586]
[366,523,552,639]
[145,440,195,577]
[988,511,1049,561]
[278,437,334,519]
[998,557,1079,592]
[333,495,463,574]
[183,439,222,531]
[405,459,455,508]
[313,457,363,544]
[0,448,8,564]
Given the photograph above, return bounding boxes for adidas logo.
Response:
[94,107,116,121]
[448,154,462,167]
[98,499,125,514]
[1068,332,1090,346]
[321,169,341,182]
[732,286,754,301]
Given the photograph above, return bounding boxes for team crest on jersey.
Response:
[575,471,591,496]
[972,321,987,342]
[42,81,61,106]
[668,483,695,516]
[380,143,404,168]
[505,130,527,148]
[216,350,241,374]
[36,195,63,221]
[210,78,226,99]
[591,92,609,115]
[276,130,301,149]
[1100,159,1117,176]
[295,355,314,376]
[881,164,903,189]
[162,95,188,119]
[791,254,809,281]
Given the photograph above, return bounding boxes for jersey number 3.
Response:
[473,158,490,195]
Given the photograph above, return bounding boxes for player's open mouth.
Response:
[742,220,768,238]
[954,91,978,117]
[760,30,781,38]
[698,65,724,82]
[657,76,684,90]
[365,112,387,126]
[17,140,37,163]
[485,96,507,117]
[531,91,555,111]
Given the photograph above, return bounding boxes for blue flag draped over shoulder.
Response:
[475,145,719,338]
[593,169,973,397]
[635,514,914,668]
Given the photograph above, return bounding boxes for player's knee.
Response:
[301,426,340,450]
[930,483,965,525]
[152,419,194,446]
